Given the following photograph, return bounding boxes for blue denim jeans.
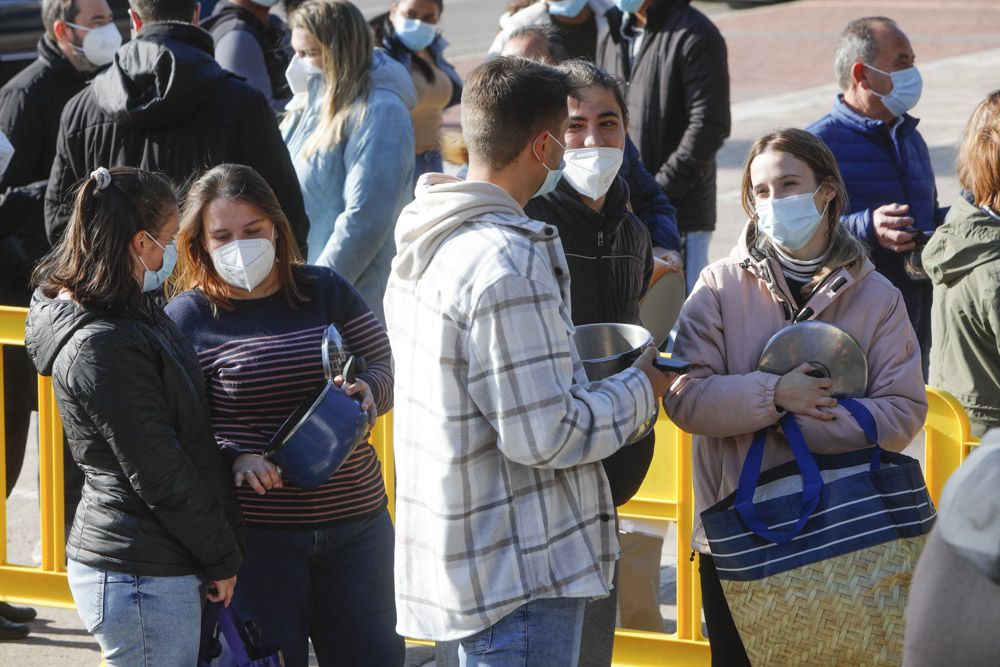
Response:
[67,559,203,667]
[457,597,586,667]
[233,508,403,667]
[682,230,713,295]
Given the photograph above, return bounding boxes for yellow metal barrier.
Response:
[0,301,987,664]
[0,305,73,608]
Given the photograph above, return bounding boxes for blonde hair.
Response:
[288,0,373,160]
[740,128,868,296]
[958,90,1000,212]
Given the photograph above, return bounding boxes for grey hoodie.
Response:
[924,195,1000,435]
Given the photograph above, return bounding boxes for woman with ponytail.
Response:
[24,167,243,666]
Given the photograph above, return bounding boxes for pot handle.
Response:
[322,324,347,382]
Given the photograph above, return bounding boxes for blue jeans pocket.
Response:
[460,626,493,656]
[68,563,106,633]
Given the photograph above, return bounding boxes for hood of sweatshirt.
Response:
[923,195,1000,286]
[91,22,230,129]
[391,174,528,280]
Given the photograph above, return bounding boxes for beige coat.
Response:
[666,225,928,551]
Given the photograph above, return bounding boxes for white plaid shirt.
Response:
[385,179,656,640]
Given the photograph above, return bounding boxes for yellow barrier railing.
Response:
[0,303,984,665]
[0,306,73,608]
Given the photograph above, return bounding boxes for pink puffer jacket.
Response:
[666,225,928,552]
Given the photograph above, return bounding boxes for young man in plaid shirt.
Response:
[385,56,676,665]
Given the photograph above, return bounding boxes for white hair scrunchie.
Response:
[90,167,112,191]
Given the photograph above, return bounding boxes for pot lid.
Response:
[757,321,868,397]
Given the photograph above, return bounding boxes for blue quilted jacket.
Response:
[808,96,946,243]
[809,97,947,361]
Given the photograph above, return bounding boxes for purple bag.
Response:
[198,602,284,667]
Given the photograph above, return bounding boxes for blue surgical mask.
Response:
[533,132,566,199]
[755,187,827,251]
[615,0,645,13]
[138,232,177,292]
[548,0,589,18]
[392,16,437,52]
[864,64,922,117]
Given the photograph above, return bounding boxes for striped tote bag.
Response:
[701,399,935,666]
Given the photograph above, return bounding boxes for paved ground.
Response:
[3,0,997,663]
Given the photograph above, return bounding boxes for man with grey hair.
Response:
[809,16,946,374]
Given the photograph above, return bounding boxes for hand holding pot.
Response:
[334,376,377,427]
[633,346,677,397]
[774,363,837,420]
[233,454,283,495]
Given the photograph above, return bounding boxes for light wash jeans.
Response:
[683,230,713,295]
[457,597,586,667]
[67,559,203,667]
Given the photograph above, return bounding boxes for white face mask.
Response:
[561,147,624,200]
[66,21,122,67]
[755,187,827,251]
[285,56,322,96]
[211,232,276,292]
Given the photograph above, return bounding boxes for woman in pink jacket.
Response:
[665,128,927,665]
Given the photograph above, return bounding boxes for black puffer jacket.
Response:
[597,0,730,234]
[44,22,308,253]
[25,291,243,580]
[526,176,655,505]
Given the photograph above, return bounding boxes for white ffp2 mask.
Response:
[212,235,276,292]
[562,147,624,200]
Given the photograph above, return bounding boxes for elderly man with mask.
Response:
[808,16,946,374]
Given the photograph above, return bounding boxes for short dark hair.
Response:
[34,167,177,312]
[41,0,81,37]
[128,0,197,23]
[833,16,899,90]
[506,24,570,64]
[561,59,628,124]
[461,56,572,170]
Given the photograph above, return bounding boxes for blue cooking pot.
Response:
[264,325,371,489]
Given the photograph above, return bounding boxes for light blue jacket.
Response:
[283,51,416,322]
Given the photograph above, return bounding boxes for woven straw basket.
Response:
[722,533,927,666]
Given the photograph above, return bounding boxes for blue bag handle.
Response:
[734,399,881,544]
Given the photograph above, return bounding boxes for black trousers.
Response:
[699,553,751,667]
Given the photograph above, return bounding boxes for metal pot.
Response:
[264,325,370,489]
[574,322,656,381]
[573,322,676,443]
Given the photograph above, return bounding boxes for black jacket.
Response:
[0,37,90,191]
[44,23,309,253]
[597,0,730,234]
[25,291,243,580]
[526,176,655,505]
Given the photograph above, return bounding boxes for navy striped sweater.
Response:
[165,265,392,528]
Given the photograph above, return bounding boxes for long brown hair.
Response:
[169,164,308,312]
[957,90,1000,211]
[33,167,177,312]
[287,0,373,160]
[740,128,868,294]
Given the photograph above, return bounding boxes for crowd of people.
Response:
[0,0,997,665]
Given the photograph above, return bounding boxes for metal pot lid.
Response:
[757,321,868,397]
